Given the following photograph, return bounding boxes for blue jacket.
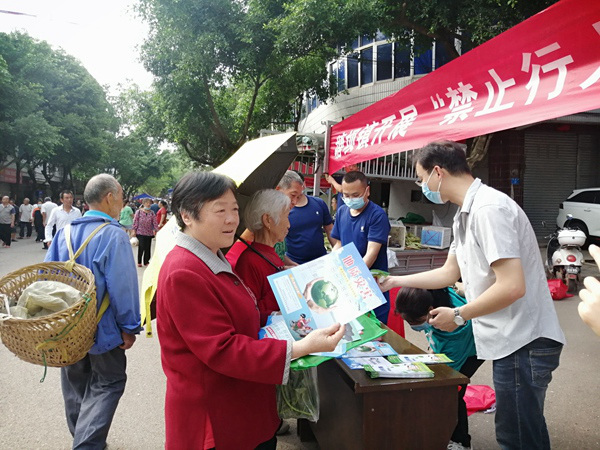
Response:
[45,212,141,354]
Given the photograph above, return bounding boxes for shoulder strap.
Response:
[64,222,112,321]
[64,222,111,268]
[236,235,283,272]
[97,292,110,324]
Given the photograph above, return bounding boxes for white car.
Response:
[556,188,600,239]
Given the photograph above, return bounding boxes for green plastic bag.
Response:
[290,313,387,370]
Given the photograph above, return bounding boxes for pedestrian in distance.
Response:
[0,195,15,247]
[32,199,45,242]
[119,199,135,237]
[44,190,82,249]
[156,200,168,231]
[132,197,158,267]
[41,196,58,249]
[18,197,34,239]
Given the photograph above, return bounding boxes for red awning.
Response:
[327,0,600,173]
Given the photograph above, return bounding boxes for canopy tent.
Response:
[325,0,600,173]
[132,193,154,200]
[140,132,299,336]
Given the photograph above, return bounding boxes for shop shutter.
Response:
[523,132,577,238]
[576,134,599,188]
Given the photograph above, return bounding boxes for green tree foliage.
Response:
[137,0,363,166]
[107,84,181,197]
[0,31,116,196]
[137,0,553,168]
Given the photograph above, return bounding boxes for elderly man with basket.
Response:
[45,174,142,449]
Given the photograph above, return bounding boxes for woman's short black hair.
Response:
[415,140,472,176]
[395,287,452,322]
[171,172,236,230]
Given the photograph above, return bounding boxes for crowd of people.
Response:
[7,140,600,450]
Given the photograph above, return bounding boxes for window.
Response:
[361,34,374,46]
[377,43,393,81]
[394,45,410,78]
[568,191,597,203]
[414,38,433,74]
[435,41,453,69]
[347,54,359,88]
[361,47,373,84]
[414,49,433,74]
[337,60,346,92]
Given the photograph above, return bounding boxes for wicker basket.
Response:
[0,262,97,367]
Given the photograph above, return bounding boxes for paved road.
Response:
[0,238,599,449]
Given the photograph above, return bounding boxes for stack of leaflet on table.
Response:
[393,353,453,365]
[363,358,435,379]
[338,341,398,369]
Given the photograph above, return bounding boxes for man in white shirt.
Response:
[381,141,565,450]
[18,198,34,239]
[44,190,81,249]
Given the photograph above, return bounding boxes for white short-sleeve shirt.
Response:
[450,178,565,360]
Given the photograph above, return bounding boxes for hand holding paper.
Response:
[292,323,346,359]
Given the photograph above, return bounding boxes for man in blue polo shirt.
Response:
[283,170,335,264]
[331,171,390,323]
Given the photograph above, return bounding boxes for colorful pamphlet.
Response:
[341,340,397,358]
[392,353,453,365]
[266,243,386,338]
[341,356,389,370]
[363,359,435,379]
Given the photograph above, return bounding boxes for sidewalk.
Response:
[1,238,599,449]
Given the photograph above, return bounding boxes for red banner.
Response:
[327,0,600,173]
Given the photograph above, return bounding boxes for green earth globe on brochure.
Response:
[310,280,339,309]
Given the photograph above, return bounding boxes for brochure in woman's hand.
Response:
[266,243,386,341]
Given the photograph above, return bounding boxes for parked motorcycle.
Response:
[545,214,586,292]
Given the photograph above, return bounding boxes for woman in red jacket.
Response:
[234,189,290,327]
[156,171,345,450]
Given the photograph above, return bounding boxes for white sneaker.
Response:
[447,441,471,450]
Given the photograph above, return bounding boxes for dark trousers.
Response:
[0,223,11,246]
[452,355,486,447]
[35,224,45,242]
[493,338,562,450]
[61,347,127,449]
[19,221,32,237]
[137,234,153,265]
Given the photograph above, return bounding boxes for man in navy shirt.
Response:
[282,171,336,264]
[331,171,391,323]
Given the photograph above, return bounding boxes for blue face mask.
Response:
[343,189,367,210]
[421,171,445,204]
[343,196,365,210]
[410,321,432,333]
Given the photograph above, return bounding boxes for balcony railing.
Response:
[292,148,417,182]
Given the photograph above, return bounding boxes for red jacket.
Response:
[235,242,282,326]
[157,243,288,450]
